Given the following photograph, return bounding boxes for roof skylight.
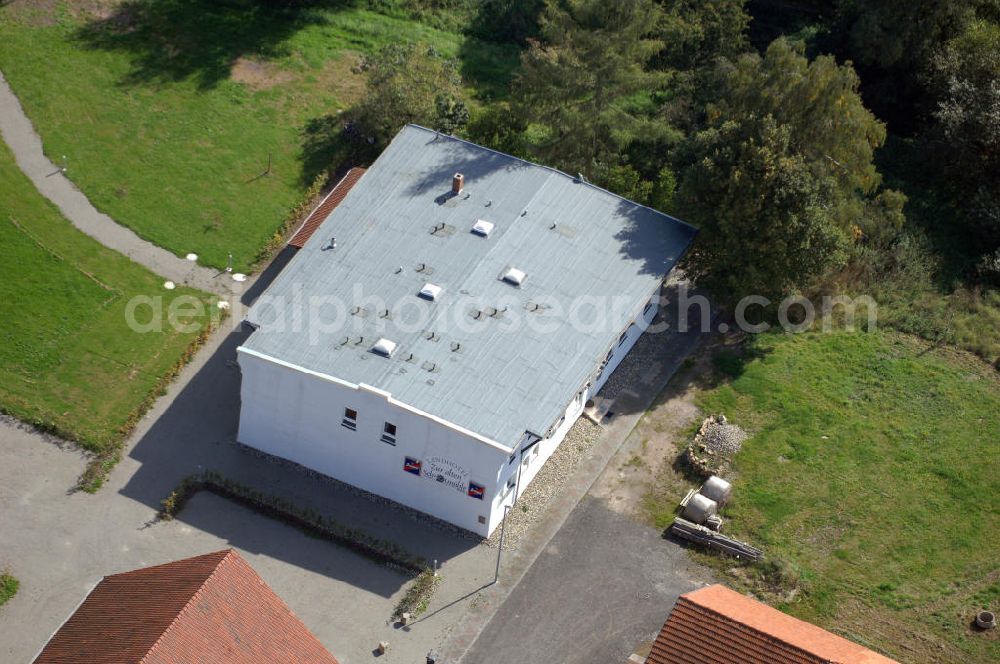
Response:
[419,283,443,301]
[502,267,526,286]
[472,219,494,237]
[371,338,397,357]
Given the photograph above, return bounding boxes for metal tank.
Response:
[682,493,718,525]
[701,476,732,506]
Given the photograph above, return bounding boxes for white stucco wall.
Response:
[237,348,511,536]
[493,288,661,516]
[236,287,661,537]
[594,292,658,394]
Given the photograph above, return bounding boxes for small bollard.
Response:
[376,640,389,655]
[401,612,412,626]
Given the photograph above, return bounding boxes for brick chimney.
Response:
[452,173,464,195]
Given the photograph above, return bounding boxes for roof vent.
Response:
[472,219,494,237]
[430,222,455,237]
[371,338,397,358]
[453,173,464,194]
[419,283,442,301]
[502,267,526,286]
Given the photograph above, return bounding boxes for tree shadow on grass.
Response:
[75,0,354,90]
[708,341,771,382]
[298,113,379,187]
[456,37,522,103]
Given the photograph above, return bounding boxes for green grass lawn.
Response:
[692,331,999,663]
[0,1,518,272]
[0,138,214,482]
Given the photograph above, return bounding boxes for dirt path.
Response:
[590,334,725,522]
[0,70,236,296]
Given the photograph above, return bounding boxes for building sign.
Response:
[404,455,487,500]
[421,456,468,494]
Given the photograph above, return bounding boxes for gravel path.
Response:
[486,293,697,551]
[486,418,602,551]
[0,70,236,296]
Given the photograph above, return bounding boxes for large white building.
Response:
[237,125,696,536]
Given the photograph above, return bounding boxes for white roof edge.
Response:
[237,346,513,453]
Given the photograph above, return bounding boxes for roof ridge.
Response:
[138,549,238,664]
[677,592,876,663]
[671,599,824,663]
[677,595,824,659]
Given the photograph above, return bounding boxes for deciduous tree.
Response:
[930,19,1000,266]
[678,39,903,304]
[349,43,468,148]
[679,117,851,303]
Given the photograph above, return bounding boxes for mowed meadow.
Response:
[0,138,214,488]
[695,331,1000,663]
[0,0,517,272]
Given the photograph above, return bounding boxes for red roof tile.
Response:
[34,550,338,664]
[288,167,366,248]
[647,585,898,664]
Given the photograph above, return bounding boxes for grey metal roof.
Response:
[242,125,696,447]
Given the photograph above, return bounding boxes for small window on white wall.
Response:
[381,421,397,445]
[522,443,540,467]
[342,408,357,430]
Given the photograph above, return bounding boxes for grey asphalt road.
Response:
[462,496,710,664]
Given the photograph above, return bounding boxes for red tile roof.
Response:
[648,584,898,664]
[288,167,366,248]
[34,550,338,664]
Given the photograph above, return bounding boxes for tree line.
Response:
[345,0,999,315]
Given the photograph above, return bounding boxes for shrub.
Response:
[157,472,428,574]
[392,569,440,620]
[0,571,18,606]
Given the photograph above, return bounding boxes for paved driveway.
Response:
[0,324,496,664]
[461,496,710,664]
